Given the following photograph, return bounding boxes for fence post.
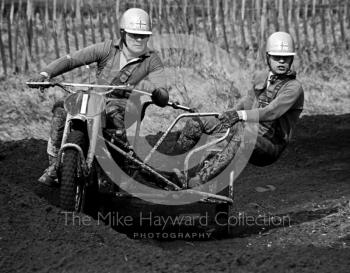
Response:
[43,0,49,56]
[346,0,350,29]
[157,0,162,34]
[288,0,293,31]
[219,0,229,52]
[338,0,347,51]
[52,22,60,59]
[223,0,229,32]
[98,3,105,42]
[278,0,284,31]
[206,0,216,41]
[6,11,13,71]
[183,0,189,34]
[230,0,237,39]
[255,0,261,52]
[13,0,23,73]
[75,0,81,22]
[271,0,279,31]
[107,8,114,40]
[247,1,255,52]
[34,12,41,70]
[311,0,319,57]
[114,0,120,39]
[320,0,328,52]
[328,0,338,54]
[162,0,170,33]
[282,0,289,32]
[0,20,7,76]
[62,11,70,54]
[89,6,96,44]
[80,9,87,47]
[191,0,197,36]
[147,0,152,19]
[51,0,60,59]
[201,1,211,41]
[210,0,217,40]
[301,0,311,61]
[260,0,267,65]
[71,15,79,50]
[26,0,33,59]
[239,0,247,58]
[293,0,301,55]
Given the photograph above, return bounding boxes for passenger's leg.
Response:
[189,122,243,187]
[249,129,286,167]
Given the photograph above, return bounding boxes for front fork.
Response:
[57,113,102,177]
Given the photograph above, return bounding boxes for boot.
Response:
[38,155,59,187]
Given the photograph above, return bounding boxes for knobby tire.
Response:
[60,130,86,211]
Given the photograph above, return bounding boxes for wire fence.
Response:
[0,0,349,77]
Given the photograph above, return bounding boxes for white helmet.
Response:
[119,8,152,35]
[266,32,296,56]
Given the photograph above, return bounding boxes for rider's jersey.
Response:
[41,39,167,94]
[236,70,304,143]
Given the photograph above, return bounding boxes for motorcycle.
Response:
[26,80,237,236]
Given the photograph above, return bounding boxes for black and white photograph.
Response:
[0,0,349,272]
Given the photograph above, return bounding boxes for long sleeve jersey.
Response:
[236,70,304,142]
[41,39,167,93]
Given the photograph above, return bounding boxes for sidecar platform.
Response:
[97,111,237,238]
[99,183,235,239]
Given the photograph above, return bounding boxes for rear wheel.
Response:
[59,130,87,211]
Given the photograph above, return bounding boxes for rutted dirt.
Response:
[0,114,350,273]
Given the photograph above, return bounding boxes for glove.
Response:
[27,73,49,89]
[218,110,241,128]
[151,88,169,107]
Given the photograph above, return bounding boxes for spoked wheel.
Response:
[59,130,87,211]
[74,179,87,212]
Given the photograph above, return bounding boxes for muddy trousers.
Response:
[47,99,134,158]
[175,117,286,183]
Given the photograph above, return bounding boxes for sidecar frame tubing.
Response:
[108,112,234,205]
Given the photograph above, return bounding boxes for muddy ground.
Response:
[0,114,350,273]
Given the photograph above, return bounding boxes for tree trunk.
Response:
[328,0,338,54]
[320,0,328,52]
[239,0,247,57]
[219,0,229,52]
[89,7,96,44]
[293,0,301,54]
[98,5,105,42]
[311,0,319,57]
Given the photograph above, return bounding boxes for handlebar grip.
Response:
[26,81,55,88]
[168,102,195,112]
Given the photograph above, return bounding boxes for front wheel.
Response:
[59,130,87,211]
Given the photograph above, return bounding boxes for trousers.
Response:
[47,98,137,157]
[174,116,287,183]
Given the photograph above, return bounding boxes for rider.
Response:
[174,31,304,188]
[29,8,169,186]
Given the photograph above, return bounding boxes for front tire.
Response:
[59,130,87,211]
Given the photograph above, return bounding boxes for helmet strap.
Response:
[266,53,272,70]
[120,29,128,48]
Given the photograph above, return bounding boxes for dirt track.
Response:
[1,114,350,272]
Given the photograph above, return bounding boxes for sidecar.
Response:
[94,102,238,238]
[25,80,236,237]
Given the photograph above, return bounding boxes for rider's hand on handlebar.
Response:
[218,110,240,127]
[151,87,169,108]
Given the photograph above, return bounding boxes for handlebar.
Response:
[26,81,133,95]
[26,81,196,113]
